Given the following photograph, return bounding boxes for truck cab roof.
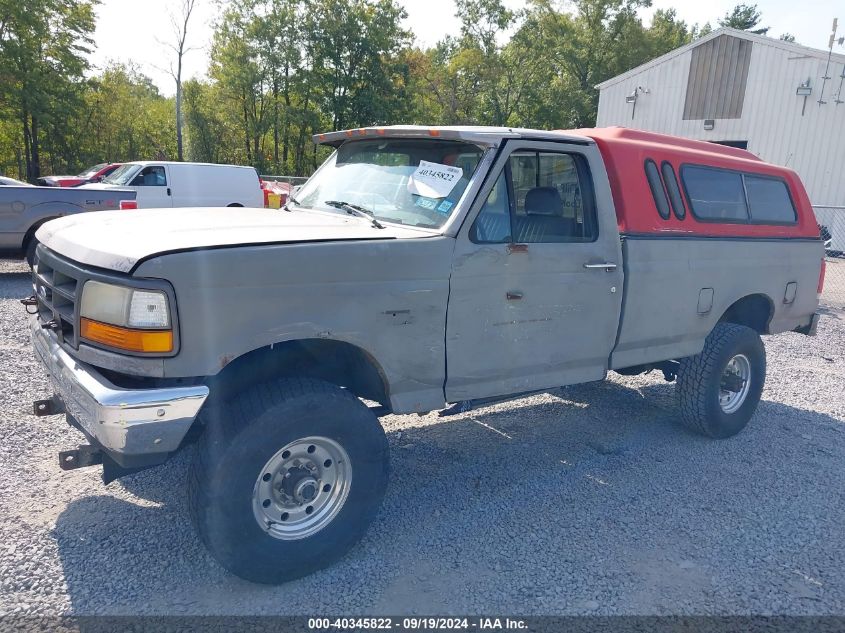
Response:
[317,125,819,240]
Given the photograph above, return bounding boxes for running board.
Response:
[438,388,548,417]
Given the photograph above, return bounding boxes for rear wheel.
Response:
[676,323,766,438]
[188,377,389,584]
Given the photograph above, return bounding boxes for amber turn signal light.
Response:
[80,318,173,353]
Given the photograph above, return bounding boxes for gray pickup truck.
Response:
[0,184,135,264]
[26,126,823,584]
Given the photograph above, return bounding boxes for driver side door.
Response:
[131,165,173,208]
[445,140,624,402]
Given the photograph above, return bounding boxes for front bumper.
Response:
[31,317,208,466]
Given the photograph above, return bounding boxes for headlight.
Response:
[80,281,173,353]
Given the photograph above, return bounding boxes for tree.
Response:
[159,0,199,161]
[308,0,412,130]
[0,0,97,180]
[182,78,245,164]
[779,33,796,42]
[718,4,769,35]
[210,4,272,167]
[524,0,653,127]
[647,9,694,52]
[78,63,176,164]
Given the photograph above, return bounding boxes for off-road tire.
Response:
[188,377,389,584]
[676,323,766,439]
[25,238,38,268]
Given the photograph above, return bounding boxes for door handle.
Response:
[506,291,523,301]
[583,262,617,271]
[167,187,172,196]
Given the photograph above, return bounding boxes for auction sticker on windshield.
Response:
[407,160,463,198]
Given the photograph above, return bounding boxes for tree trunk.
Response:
[21,113,32,182]
[30,116,40,181]
[243,94,251,163]
[282,64,291,167]
[22,112,41,182]
[176,80,184,161]
[295,87,312,176]
[272,77,280,168]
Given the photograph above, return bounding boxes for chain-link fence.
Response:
[816,206,845,307]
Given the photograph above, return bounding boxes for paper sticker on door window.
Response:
[407,160,463,198]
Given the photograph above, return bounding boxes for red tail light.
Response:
[818,258,826,298]
[119,200,138,210]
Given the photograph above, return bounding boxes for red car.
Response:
[36,162,122,187]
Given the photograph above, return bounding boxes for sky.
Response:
[91,0,845,96]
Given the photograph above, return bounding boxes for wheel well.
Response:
[227,203,244,207]
[718,294,773,334]
[23,218,56,250]
[207,339,390,410]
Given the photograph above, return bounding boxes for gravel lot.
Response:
[823,256,845,306]
[1,256,844,617]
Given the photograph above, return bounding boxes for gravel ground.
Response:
[823,256,845,306]
[1,256,844,617]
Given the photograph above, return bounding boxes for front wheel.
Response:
[188,378,389,584]
[25,238,38,267]
[676,323,766,438]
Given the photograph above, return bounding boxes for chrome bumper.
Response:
[31,317,208,458]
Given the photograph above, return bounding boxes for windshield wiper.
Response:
[324,200,385,229]
[283,195,301,212]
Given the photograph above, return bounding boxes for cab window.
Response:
[472,150,597,244]
[469,171,511,243]
[132,166,167,187]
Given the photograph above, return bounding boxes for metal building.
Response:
[596,27,845,251]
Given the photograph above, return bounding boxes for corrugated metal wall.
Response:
[683,35,753,120]
[596,36,845,207]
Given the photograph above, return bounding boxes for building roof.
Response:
[595,27,845,91]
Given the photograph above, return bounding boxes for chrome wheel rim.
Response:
[719,354,751,414]
[252,436,351,540]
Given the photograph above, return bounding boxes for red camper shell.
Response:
[567,128,820,240]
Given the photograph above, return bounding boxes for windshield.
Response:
[294,139,485,228]
[78,163,106,178]
[103,163,142,185]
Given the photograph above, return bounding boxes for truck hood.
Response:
[36,207,430,273]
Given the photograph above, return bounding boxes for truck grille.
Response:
[32,246,82,348]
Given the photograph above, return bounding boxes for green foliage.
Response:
[0,0,98,179]
[718,4,768,35]
[78,63,177,163]
[0,0,778,179]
